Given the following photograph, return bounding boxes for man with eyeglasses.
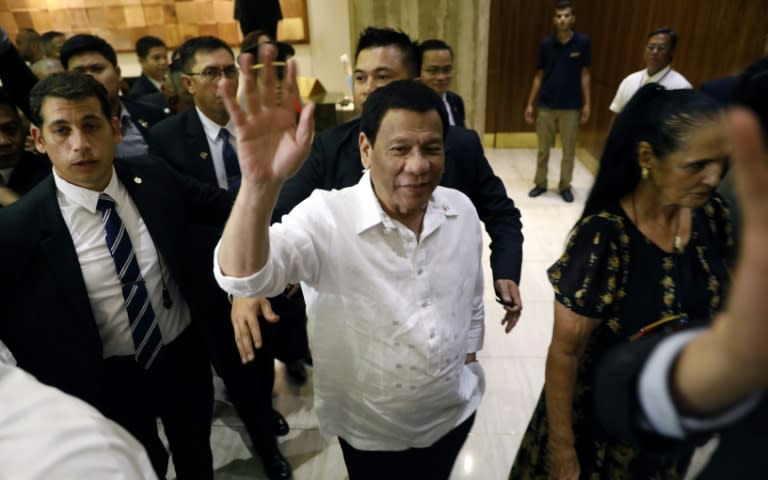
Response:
[609,27,691,114]
[419,39,465,128]
[148,35,293,480]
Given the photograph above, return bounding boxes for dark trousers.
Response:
[101,326,214,479]
[338,412,476,480]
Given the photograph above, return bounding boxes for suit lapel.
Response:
[37,178,94,324]
[115,161,176,275]
[185,110,218,185]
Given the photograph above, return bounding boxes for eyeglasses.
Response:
[185,65,239,82]
[424,65,453,76]
[646,44,669,52]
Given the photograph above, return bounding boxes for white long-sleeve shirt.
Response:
[215,171,485,450]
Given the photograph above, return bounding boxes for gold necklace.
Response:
[632,193,683,253]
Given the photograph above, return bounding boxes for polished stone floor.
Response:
[164,148,591,480]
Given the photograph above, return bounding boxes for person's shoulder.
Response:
[434,185,475,211]
[150,107,192,133]
[446,125,481,146]
[572,208,628,241]
[317,117,360,143]
[573,31,591,43]
[668,69,693,88]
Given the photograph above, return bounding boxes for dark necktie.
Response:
[96,194,163,369]
[218,128,241,191]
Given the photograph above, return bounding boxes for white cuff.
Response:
[638,328,762,438]
[212,242,281,298]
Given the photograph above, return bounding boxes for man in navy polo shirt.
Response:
[524,0,591,203]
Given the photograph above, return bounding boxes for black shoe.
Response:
[286,359,307,384]
[262,450,292,480]
[528,186,546,197]
[560,189,574,203]
[273,410,290,436]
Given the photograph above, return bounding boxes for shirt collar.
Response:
[119,102,131,123]
[645,64,672,83]
[352,170,458,235]
[53,166,121,214]
[196,106,234,142]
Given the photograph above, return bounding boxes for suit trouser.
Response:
[101,326,214,479]
[534,108,580,191]
[338,412,476,480]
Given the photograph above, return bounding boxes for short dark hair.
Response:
[418,39,453,62]
[360,80,448,146]
[177,36,234,74]
[39,31,65,57]
[135,35,166,59]
[584,84,721,215]
[556,1,575,13]
[0,87,18,113]
[29,72,112,127]
[60,34,118,69]
[648,27,678,49]
[355,27,419,78]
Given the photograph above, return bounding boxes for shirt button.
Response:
[421,301,429,308]
[396,363,402,369]
[417,268,423,275]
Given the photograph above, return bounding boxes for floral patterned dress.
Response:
[509,195,733,480]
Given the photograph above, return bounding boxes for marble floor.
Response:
[195,148,594,479]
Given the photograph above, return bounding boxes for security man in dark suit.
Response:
[271,27,524,329]
[0,87,49,207]
[418,39,466,128]
[0,72,234,478]
[148,35,293,480]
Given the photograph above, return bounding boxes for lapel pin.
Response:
[138,119,149,129]
[200,152,209,160]
[134,176,143,184]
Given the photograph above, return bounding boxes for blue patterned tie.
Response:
[218,128,241,191]
[96,194,163,369]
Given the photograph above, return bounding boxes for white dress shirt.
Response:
[442,93,456,126]
[54,167,190,358]
[215,172,485,450]
[609,65,692,113]
[0,362,157,479]
[197,107,237,190]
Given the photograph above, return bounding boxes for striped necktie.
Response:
[218,128,241,191]
[96,193,163,368]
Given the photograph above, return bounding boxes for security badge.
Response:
[137,119,149,129]
[134,176,142,184]
[200,152,209,160]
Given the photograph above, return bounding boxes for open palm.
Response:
[218,47,315,186]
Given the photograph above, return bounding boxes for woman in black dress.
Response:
[509,84,732,480]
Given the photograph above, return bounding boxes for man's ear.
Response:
[110,116,122,145]
[359,131,372,169]
[30,125,46,155]
[182,75,196,95]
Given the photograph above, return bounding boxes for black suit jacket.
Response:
[7,152,50,195]
[149,108,219,185]
[0,155,232,410]
[595,334,768,479]
[446,91,466,128]
[274,117,524,282]
[129,74,160,97]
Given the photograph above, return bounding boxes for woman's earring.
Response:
[641,166,649,180]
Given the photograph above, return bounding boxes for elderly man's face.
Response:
[31,95,120,191]
[0,104,26,169]
[353,46,411,109]
[359,108,444,226]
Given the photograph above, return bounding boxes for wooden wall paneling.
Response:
[123,5,146,27]
[217,21,239,44]
[70,7,90,28]
[29,9,50,30]
[0,11,15,31]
